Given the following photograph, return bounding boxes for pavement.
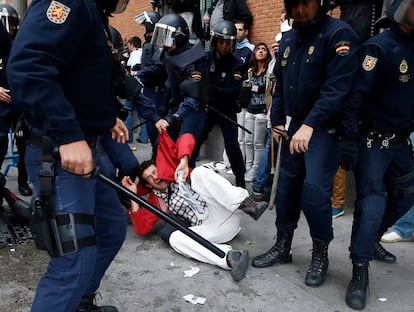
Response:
[1,139,414,312]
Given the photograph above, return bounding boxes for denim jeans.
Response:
[393,205,414,239]
[253,127,272,192]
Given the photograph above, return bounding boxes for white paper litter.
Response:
[184,266,200,277]
[378,297,387,302]
[183,294,206,305]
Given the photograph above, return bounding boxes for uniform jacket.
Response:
[271,15,359,132]
[7,0,116,145]
[207,48,244,114]
[0,23,12,135]
[352,25,414,136]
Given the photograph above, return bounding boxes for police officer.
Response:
[151,13,209,179]
[7,0,131,311]
[345,1,414,309]
[0,3,33,197]
[195,20,246,188]
[134,10,167,157]
[252,0,359,289]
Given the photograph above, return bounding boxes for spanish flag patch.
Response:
[191,71,202,81]
[335,41,350,56]
[47,1,71,24]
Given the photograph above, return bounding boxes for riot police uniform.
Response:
[151,14,209,166]
[7,0,130,311]
[135,11,167,157]
[252,0,359,289]
[345,1,414,308]
[195,20,246,187]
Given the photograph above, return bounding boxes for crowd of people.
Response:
[1,0,414,311]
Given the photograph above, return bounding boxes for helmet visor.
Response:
[134,11,152,24]
[151,23,176,47]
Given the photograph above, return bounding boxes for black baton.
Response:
[208,106,252,134]
[95,169,226,258]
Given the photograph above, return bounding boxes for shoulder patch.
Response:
[362,55,378,71]
[191,71,202,81]
[233,72,242,80]
[335,41,350,56]
[47,1,71,24]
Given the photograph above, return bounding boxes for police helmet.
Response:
[210,20,237,49]
[151,14,189,48]
[0,3,19,38]
[134,11,162,34]
[108,25,123,52]
[99,0,129,15]
[284,0,331,19]
[377,0,414,28]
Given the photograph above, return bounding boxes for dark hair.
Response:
[251,42,271,74]
[128,36,142,48]
[137,159,156,181]
[233,20,247,30]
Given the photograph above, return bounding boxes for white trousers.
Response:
[169,166,248,269]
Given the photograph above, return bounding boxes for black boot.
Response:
[305,241,329,287]
[252,232,293,268]
[238,197,268,221]
[345,260,369,310]
[76,295,119,312]
[226,249,249,282]
[235,176,246,189]
[373,241,396,263]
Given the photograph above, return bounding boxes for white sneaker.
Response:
[245,170,256,182]
[381,231,411,243]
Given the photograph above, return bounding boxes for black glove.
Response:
[165,114,181,131]
[338,134,359,171]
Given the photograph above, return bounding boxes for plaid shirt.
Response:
[153,182,207,226]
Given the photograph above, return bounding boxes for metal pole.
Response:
[95,170,226,258]
[268,136,282,210]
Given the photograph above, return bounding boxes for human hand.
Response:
[121,176,139,211]
[175,155,189,181]
[59,140,94,177]
[272,125,288,143]
[155,119,169,133]
[289,124,313,154]
[111,117,129,143]
[0,87,11,103]
[338,134,359,171]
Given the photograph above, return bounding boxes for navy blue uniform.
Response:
[350,25,414,261]
[271,15,359,242]
[195,49,246,185]
[7,0,126,310]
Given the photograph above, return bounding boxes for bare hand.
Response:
[155,119,169,134]
[272,125,289,143]
[289,124,313,154]
[59,140,94,177]
[111,118,129,143]
[175,155,189,181]
[0,87,11,103]
[121,176,139,212]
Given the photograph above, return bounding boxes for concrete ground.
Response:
[1,139,414,312]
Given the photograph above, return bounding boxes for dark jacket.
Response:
[208,0,253,29]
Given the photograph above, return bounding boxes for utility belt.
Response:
[25,131,97,257]
[362,130,408,149]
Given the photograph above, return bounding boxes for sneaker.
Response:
[332,207,344,219]
[381,231,411,243]
[245,169,256,182]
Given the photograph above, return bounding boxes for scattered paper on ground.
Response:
[184,266,200,277]
[183,294,206,305]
